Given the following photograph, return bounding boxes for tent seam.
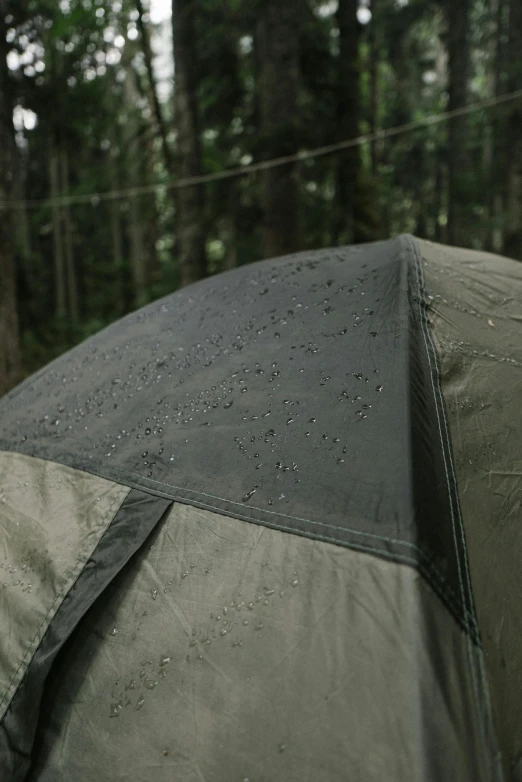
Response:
[408,236,500,778]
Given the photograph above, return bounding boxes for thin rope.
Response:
[2,88,521,210]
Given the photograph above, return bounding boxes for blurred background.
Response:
[0,0,521,396]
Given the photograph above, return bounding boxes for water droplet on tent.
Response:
[144,678,157,690]
[224,400,233,409]
[220,628,227,636]
[136,695,145,710]
[337,458,345,464]
[290,579,299,587]
[111,628,118,636]
[242,487,257,502]
[110,702,122,718]
[151,589,158,600]
[255,623,263,631]
[278,743,286,753]
[370,332,378,338]
[160,656,171,666]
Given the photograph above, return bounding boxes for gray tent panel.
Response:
[28,504,493,782]
[421,239,522,778]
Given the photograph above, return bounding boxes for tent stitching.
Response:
[411,237,500,776]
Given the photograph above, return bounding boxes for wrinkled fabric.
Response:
[421,239,522,778]
[0,488,171,782]
[29,503,492,782]
[0,451,129,722]
[0,238,478,639]
[0,236,515,780]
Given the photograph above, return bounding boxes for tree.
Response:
[172,0,207,286]
[504,0,522,259]
[335,0,360,244]
[0,7,22,394]
[256,0,301,257]
[445,0,471,247]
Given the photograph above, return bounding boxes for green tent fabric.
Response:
[0,235,520,781]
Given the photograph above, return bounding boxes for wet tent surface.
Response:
[0,236,473,636]
[2,234,521,781]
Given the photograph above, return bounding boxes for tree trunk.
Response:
[369,0,379,178]
[109,150,125,314]
[122,61,148,307]
[49,145,66,319]
[128,194,147,308]
[0,11,22,395]
[136,0,172,174]
[486,0,507,252]
[172,0,207,286]
[503,0,522,259]
[335,0,360,244]
[446,0,471,247]
[256,0,300,258]
[60,149,79,325]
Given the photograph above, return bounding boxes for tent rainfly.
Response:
[0,235,520,782]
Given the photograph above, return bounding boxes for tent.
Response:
[0,235,520,781]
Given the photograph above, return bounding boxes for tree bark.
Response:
[49,145,66,319]
[484,0,506,252]
[256,0,300,258]
[369,0,379,177]
[0,10,22,395]
[172,0,207,285]
[136,0,172,174]
[335,0,360,244]
[446,0,471,247]
[60,149,79,325]
[503,0,522,259]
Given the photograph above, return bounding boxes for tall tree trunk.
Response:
[256,0,300,258]
[60,149,79,325]
[109,149,125,314]
[128,194,147,308]
[49,145,66,319]
[335,0,360,244]
[172,0,207,285]
[0,10,22,395]
[136,0,172,174]
[14,152,33,297]
[503,0,522,259]
[446,0,471,247]
[486,0,507,252]
[122,61,148,307]
[369,0,379,178]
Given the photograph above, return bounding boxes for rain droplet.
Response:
[242,487,257,502]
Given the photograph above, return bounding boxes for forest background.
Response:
[0,0,521,395]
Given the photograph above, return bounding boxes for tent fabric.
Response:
[419,240,522,777]
[0,234,519,780]
[0,483,172,782]
[26,503,492,782]
[0,450,129,720]
[0,237,479,637]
